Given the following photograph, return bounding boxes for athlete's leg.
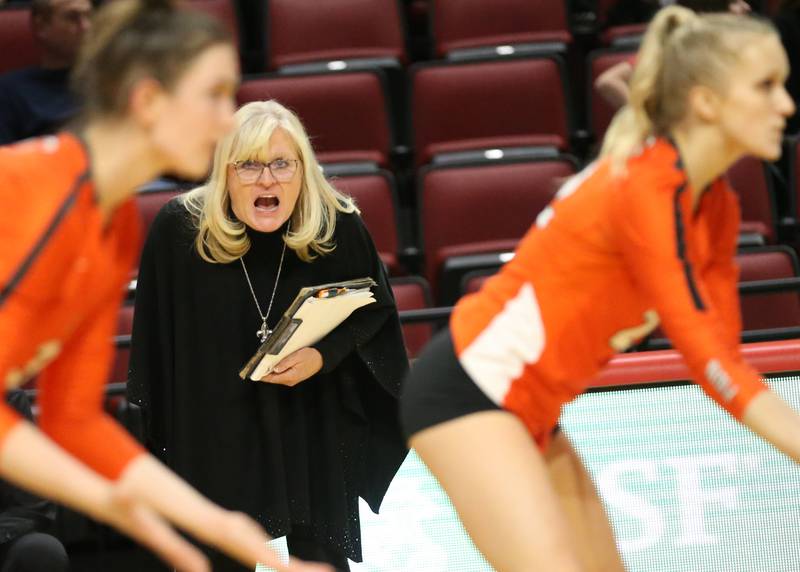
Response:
[410,410,583,572]
[545,430,626,572]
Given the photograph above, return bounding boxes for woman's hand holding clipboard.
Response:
[238,277,377,381]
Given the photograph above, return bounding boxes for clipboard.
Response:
[239,277,377,380]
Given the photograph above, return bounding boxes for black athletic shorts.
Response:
[400,328,501,440]
[400,327,561,443]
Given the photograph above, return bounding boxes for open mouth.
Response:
[254,195,279,212]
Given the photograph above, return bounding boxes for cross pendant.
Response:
[257,322,272,343]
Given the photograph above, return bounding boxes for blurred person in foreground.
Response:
[0,0,331,570]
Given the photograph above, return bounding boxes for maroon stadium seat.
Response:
[185,0,240,47]
[132,182,183,277]
[110,303,135,384]
[330,171,402,274]
[431,0,571,58]
[600,23,646,47]
[726,156,776,243]
[266,0,405,70]
[790,136,800,224]
[419,157,576,302]
[0,6,39,75]
[136,185,182,240]
[237,71,393,167]
[587,47,637,143]
[411,57,570,167]
[462,270,494,296]
[390,276,434,359]
[737,247,800,330]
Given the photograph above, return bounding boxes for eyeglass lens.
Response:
[236,160,297,183]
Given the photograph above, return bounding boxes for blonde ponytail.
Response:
[600,6,698,172]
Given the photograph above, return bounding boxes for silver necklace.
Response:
[240,238,287,343]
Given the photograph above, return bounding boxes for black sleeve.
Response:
[311,212,400,377]
[126,201,180,462]
[309,213,409,513]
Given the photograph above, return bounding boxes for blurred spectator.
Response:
[0,391,68,572]
[595,0,751,110]
[774,0,800,133]
[0,0,91,144]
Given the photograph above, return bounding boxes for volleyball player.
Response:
[402,7,799,571]
[0,1,330,570]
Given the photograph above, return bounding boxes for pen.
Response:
[315,287,348,299]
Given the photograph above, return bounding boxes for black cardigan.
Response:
[127,200,408,565]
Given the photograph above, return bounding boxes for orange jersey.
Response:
[0,133,144,479]
[451,138,767,446]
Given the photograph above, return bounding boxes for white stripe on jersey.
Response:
[458,282,546,405]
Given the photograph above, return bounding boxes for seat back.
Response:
[238,71,393,167]
[462,268,497,297]
[136,186,183,239]
[330,171,402,274]
[600,23,646,46]
[737,247,800,330]
[432,0,570,57]
[726,156,776,243]
[266,0,405,69]
[419,158,576,300]
[411,57,570,167]
[0,6,39,74]
[390,276,434,359]
[790,136,800,223]
[132,182,183,277]
[110,303,135,384]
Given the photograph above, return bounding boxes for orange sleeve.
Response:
[611,178,766,420]
[37,293,145,480]
[700,188,743,351]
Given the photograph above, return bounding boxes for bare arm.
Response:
[0,422,209,572]
[0,423,329,572]
[118,455,333,572]
[741,390,800,464]
[594,61,634,109]
[33,298,330,572]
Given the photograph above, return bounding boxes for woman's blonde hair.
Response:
[183,100,358,263]
[600,6,777,171]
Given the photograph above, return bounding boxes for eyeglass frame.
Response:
[230,158,302,183]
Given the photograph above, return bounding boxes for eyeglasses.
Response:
[232,159,300,184]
